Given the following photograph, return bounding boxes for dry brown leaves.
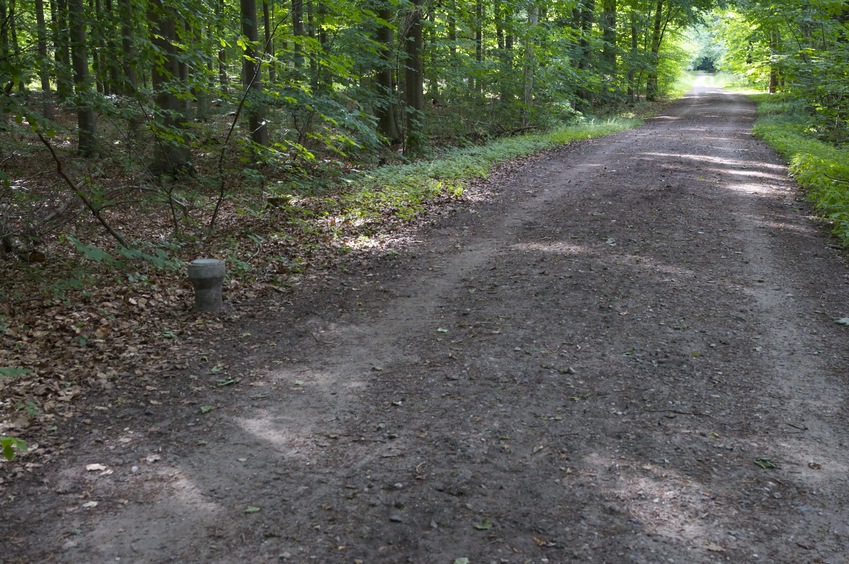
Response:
[0,133,468,475]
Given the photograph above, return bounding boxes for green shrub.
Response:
[751,95,849,246]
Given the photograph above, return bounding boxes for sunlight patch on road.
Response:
[511,241,589,255]
[641,151,785,173]
[722,181,775,195]
[606,253,697,279]
[73,473,223,560]
[511,241,697,280]
[233,414,317,461]
[753,217,818,237]
[582,451,727,554]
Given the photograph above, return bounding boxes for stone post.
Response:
[187,258,225,312]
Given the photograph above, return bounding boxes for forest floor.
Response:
[4,80,849,563]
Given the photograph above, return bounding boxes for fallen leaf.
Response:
[472,518,493,530]
[200,405,214,414]
[754,458,777,469]
[245,506,261,514]
[834,317,849,326]
[85,464,107,472]
[705,542,726,553]
[533,535,556,547]
[216,378,240,387]
[81,501,98,509]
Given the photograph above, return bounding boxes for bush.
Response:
[751,94,849,245]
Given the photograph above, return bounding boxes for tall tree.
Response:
[574,0,596,109]
[646,0,665,100]
[241,0,269,147]
[68,0,97,155]
[601,0,617,76]
[374,2,401,144]
[404,0,424,150]
[35,0,51,94]
[292,0,305,69]
[149,0,190,176]
[53,0,73,100]
[0,0,10,94]
[117,0,139,140]
[263,0,276,83]
[521,4,538,126]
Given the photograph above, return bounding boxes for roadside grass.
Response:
[340,118,640,223]
[750,93,849,246]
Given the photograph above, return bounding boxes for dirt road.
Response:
[4,81,849,563]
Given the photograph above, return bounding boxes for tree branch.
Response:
[36,133,129,248]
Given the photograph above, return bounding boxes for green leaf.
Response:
[754,458,777,469]
[245,506,261,514]
[66,234,116,265]
[200,405,214,414]
[834,318,849,326]
[1,436,28,461]
[0,367,31,380]
[472,518,493,530]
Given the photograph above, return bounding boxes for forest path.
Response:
[4,79,849,563]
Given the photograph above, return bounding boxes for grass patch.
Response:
[750,93,849,246]
[341,117,641,222]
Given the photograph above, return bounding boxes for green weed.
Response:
[751,94,849,246]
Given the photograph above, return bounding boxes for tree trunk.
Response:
[9,0,22,92]
[311,0,327,91]
[474,0,483,93]
[496,1,514,108]
[104,0,120,95]
[69,0,97,156]
[646,0,664,101]
[53,0,73,100]
[404,0,424,151]
[601,0,616,76]
[263,0,276,84]
[192,22,209,121]
[447,0,456,59]
[769,30,779,94]
[522,5,538,127]
[241,0,269,148]
[216,0,228,88]
[117,0,139,141]
[374,4,400,145]
[34,0,54,118]
[0,0,10,93]
[627,11,637,101]
[150,0,190,176]
[35,0,51,93]
[574,0,595,110]
[91,0,104,94]
[292,0,304,69]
